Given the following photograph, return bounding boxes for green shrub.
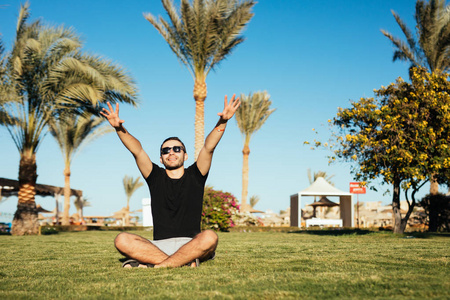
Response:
[202,186,239,231]
[39,226,59,235]
[419,193,450,232]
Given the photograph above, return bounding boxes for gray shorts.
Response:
[149,237,192,256]
[149,237,216,261]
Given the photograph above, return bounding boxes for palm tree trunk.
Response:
[61,166,71,225]
[55,193,60,224]
[193,79,207,160]
[77,197,84,223]
[11,153,39,235]
[241,144,250,212]
[125,198,130,226]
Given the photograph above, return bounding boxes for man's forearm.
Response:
[115,125,144,158]
[203,118,227,153]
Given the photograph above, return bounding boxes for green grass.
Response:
[0,230,448,299]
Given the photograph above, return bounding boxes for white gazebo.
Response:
[290,177,354,228]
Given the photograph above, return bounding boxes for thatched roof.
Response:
[36,204,53,213]
[0,177,83,198]
[308,196,339,207]
[113,207,129,218]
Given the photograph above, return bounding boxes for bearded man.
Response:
[100,95,240,268]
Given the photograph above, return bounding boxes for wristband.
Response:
[215,127,225,132]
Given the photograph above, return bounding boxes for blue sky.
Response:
[0,0,428,222]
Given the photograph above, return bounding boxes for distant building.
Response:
[350,201,425,229]
[258,209,290,227]
[299,200,426,229]
[142,198,153,227]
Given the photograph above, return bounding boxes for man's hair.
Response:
[160,137,186,155]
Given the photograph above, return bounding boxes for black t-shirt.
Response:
[145,162,208,240]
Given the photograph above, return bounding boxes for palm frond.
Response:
[16,2,31,41]
[2,2,138,158]
[235,91,275,144]
[0,37,18,108]
[46,54,138,107]
[307,168,335,186]
[145,0,255,79]
[249,194,259,208]
[123,175,144,201]
[0,35,6,70]
[429,1,450,71]
[4,100,48,155]
[208,0,254,73]
[383,0,450,72]
[57,83,103,107]
[49,112,113,164]
[74,196,91,210]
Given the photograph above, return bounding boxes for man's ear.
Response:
[160,157,163,164]
[184,153,188,161]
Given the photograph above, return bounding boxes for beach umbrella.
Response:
[308,196,339,207]
[308,196,339,218]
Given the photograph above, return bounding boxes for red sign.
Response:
[350,182,366,194]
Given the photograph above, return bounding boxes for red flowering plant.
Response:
[202,186,240,231]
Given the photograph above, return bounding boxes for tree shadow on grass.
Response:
[288,229,373,236]
[288,229,450,238]
[402,232,450,239]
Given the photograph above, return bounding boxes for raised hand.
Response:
[100,102,124,128]
[217,94,240,121]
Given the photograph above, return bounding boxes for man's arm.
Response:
[197,94,240,176]
[100,102,153,178]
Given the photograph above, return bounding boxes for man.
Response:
[100,95,240,268]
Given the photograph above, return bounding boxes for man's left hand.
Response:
[218,94,240,121]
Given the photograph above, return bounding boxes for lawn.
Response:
[0,230,448,299]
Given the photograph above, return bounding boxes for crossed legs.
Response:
[114,230,218,268]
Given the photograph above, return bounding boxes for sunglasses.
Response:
[161,146,185,155]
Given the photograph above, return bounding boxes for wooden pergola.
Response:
[290,177,354,228]
[0,177,83,198]
[0,177,83,219]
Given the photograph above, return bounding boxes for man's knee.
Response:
[199,230,218,248]
[114,232,131,251]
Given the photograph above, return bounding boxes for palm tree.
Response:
[0,35,18,126]
[235,91,275,212]
[381,0,450,73]
[381,0,450,195]
[49,112,113,225]
[249,195,259,208]
[0,3,138,235]
[73,196,91,223]
[123,175,144,226]
[307,169,335,186]
[0,38,7,103]
[144,0,255,159]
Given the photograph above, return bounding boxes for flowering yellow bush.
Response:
[310,67,450,233]
[332,67,450,189]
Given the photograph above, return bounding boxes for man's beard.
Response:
[162,158,184,170]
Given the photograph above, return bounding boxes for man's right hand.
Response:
[100,102,124,129]
[100,101,153,178]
